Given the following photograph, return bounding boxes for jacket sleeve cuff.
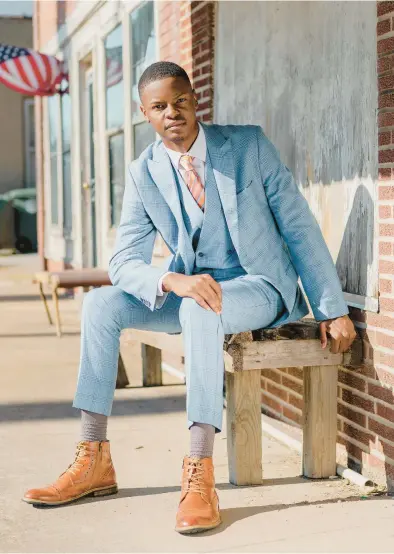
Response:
[311,295,349,322]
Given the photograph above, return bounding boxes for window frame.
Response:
[103,22,126,229]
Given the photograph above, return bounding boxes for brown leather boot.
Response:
[175,456,221,534]
[22,441,118,506]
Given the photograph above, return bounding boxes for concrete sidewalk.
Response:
[0,255,393,553]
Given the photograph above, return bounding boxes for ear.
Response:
[192,89,198,107]
[140,104,149,123]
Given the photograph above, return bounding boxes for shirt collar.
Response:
[164,122,206,169]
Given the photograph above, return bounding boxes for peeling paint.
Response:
[215,1,378,300]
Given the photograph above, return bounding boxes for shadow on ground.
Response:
[0,393,186,423]
[31,487,388,537]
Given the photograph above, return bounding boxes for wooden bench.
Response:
[34,270,111,338]
[121,321,361,486]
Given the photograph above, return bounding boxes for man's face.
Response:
[140,76,198,144]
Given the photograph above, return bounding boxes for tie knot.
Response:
[179,154,195,171]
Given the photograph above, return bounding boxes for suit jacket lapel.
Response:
[202,124,240,254]
[147,142,195,274]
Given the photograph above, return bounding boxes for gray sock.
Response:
[80,410,108,442]
[189,423,215,458]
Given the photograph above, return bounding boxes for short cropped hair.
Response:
[138,61,191,97]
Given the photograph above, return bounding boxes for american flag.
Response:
[0,44,66,96]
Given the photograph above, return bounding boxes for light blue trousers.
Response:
[73,271,285,432]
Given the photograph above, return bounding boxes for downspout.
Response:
[33,1,46,270]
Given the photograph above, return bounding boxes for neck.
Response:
[162,122,200,153]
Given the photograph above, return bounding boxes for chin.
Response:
[167,129,187,142]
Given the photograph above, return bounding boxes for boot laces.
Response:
[62,443,90,478]
[182,459,207,495]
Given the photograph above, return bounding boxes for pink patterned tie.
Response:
[179,154,205,211]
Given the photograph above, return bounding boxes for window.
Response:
[109,133,125,227]
[24,99,36,188]
[61,88,72,235]
[105,24,125,227]
[130,1,156,157]
[48,95,58,225]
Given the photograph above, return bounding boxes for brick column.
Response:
[158,1,215,123]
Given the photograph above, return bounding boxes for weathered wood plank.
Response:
[116,354,130,389]
[303,365,338,478]
[142,344,163,387]
[226,369,263,485]
[122,329,184,355]
[240,339,343,371]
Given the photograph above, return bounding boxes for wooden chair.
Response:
[34,270,111,338]
[121,321,362,486]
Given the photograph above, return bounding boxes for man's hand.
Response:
[319,315,357,354]
[163,273,222,314]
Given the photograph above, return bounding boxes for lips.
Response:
[167,121,185,130]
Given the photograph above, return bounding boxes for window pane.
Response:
[134,121,156,159]
[27,101,35,148]
[109,133,125,226]
[50,154,58,225]
[62,151,72,234]
[27,150,36,189]
[61,92,71,152]
[61,92,72,234]
[105,25,124,129]
[48,96,58,224]
[48,96,58,153]
[131,1,155,115]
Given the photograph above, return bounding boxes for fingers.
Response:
[192,275,222,314]
[193,293,213,312]
[320,323,328,349]
[329,332,354,354]
[330,337,341,354]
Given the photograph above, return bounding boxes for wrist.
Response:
[162,272,176,293]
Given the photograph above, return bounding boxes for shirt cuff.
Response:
[157,271,173,296]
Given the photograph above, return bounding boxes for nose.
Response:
[166,104,179,119]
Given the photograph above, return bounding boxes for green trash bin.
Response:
[0,188,37,253]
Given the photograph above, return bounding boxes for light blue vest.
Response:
[172,152,246,279]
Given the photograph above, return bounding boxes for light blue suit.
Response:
[73,123,348,431]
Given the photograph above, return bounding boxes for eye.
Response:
[177,98,187,103]
[153,104,165,110]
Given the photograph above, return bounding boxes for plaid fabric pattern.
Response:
[73,271,284,429]
[109,123,348,323]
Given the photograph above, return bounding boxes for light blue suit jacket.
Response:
[109,123,349,324]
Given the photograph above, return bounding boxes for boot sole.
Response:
[175,518,221,535]
[22,484,118,506]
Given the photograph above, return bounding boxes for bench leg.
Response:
[39,282,53,325]
[142,344,162,386]
[303,365,338,478]
[52,287,62,338]
[226,369,263,486]
[116,354,130,389]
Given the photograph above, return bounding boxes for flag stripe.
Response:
[0,44,66,96]
[29,50,46,88]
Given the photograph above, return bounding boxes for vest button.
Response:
[198,252,204,257]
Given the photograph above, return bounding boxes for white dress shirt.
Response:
[157,123,207,297]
